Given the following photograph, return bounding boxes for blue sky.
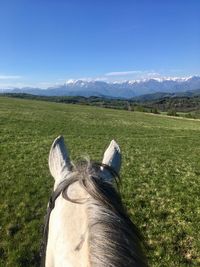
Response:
[0,0,200,88]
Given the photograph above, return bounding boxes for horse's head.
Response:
[42,136,147,267]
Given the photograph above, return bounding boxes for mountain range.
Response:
[1,76,200,99]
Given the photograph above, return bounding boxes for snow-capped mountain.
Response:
[1,76,200,99]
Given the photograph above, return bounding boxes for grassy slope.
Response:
[0,97,200,267]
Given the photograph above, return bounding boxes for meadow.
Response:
[0,96,200,267]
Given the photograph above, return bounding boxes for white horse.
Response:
[41,136,147,267]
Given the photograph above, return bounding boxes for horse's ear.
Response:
[49,136,72,181]
[102,140,121,180]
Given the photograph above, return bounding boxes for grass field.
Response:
[0,96,200,267]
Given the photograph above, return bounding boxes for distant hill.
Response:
[132,88,200,102]
[1,76,200,99]
[3,90,200,116]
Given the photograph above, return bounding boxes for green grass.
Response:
[0,96,200,267]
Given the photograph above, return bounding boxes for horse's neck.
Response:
[46,182,90,267]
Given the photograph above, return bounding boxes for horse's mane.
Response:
[61,161,148,267]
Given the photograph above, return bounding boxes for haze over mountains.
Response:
[1,76,200,99]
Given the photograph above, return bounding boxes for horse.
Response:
[41,136,148,267]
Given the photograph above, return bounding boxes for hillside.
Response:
[0,97,200,266]
[2,93,200,118]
